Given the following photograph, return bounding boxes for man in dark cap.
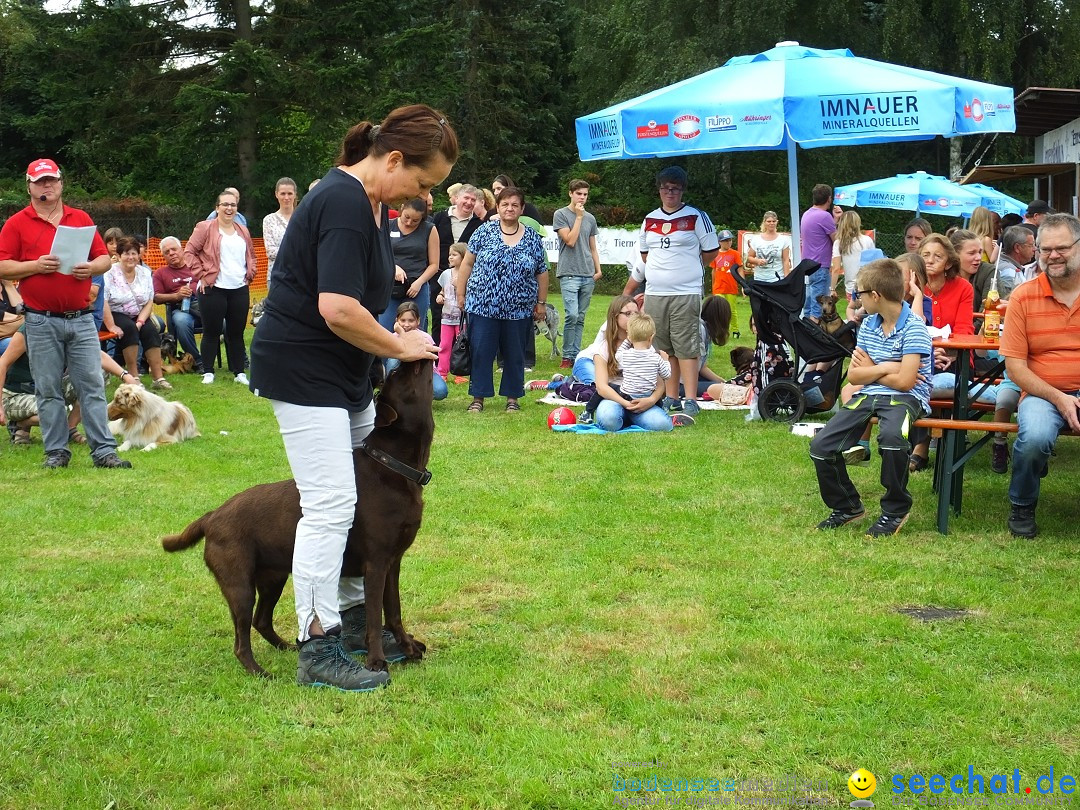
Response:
[1022,200,1053,236]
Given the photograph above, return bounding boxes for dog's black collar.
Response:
[360,442,431,486]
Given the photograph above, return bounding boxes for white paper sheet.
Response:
[49,225,98,276]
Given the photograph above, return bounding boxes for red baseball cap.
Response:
[26,158,61,182]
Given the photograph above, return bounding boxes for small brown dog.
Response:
[161,353,196,375]
[161,359,433,677]
[816,294,856,351]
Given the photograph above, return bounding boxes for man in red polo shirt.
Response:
[0,158,131,469]
[999,213,1080,538]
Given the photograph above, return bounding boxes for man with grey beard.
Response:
[999,213,1080,538]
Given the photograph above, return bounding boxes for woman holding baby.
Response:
[575,296,673,432]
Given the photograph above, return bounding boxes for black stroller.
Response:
[733,259,857,423]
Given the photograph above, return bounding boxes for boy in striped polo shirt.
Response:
[809,259,932,536]
[999,213,1080,539]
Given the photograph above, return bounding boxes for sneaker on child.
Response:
[865,513,909,537]
[816,508,866,530]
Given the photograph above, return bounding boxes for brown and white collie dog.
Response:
[107,384,200,452]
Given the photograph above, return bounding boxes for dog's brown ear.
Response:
[374,401,398,428]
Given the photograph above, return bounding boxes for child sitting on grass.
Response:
[808,259,932,537]
[582,312,672,422]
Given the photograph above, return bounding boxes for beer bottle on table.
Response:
[982,279,1001,341]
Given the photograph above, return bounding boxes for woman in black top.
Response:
[249,104,456,692]
[378,198,439,334]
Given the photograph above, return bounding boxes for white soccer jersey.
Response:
[638,205,719,294]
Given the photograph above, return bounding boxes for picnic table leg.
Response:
[950,430,967,517]
[936,429,955,534]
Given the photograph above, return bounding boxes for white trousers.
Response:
[271,400,375,641]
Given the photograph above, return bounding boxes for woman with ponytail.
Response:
[249,105,457,692]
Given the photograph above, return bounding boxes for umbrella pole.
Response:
[787,139,802,265]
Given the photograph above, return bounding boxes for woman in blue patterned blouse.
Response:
[455,187,549,412]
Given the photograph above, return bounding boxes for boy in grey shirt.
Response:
[553,179,602,368]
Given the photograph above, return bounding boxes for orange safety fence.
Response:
[145,237,268,323]
[145,237,269,299]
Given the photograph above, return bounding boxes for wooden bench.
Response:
[914,417,1078,534]
[916,417,1015,436]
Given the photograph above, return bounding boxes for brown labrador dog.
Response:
[161,359,434,677]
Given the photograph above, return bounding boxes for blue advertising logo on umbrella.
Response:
[576,42,1015,260]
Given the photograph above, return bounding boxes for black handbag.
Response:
[449,314,471,376]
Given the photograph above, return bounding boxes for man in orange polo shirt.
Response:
[999,213,1080,538]
[0,158,130,469]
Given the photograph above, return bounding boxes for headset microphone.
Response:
[39,194,48,201]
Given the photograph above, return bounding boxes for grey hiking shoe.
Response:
[297,633,390,691]
[339,604,408,663]
[43,449,71,469]
[93,453,132,469]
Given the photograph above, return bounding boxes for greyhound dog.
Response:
[535,302,561,358]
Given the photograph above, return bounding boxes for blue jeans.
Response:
[467,313,530,399]
[383,357,447,400]
[1008,391,1077,507]
[802,268,830,319]
[166,307,204,370]
[572,355,596,384]
[377,284,431,334]
[559,275,594,362]
[594,400,673,432]
[24,311,116,458]
[930,372,998,404]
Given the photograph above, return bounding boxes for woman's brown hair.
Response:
[701,295,731,347]
[336,104,458,168]
[115,236,140,256]
[919,233,961,280]
[604,295,635,377]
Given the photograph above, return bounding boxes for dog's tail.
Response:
[161,512,212,552]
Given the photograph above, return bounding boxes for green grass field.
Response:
[2,296,1079,809]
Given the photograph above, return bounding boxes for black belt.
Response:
[24,307,92,319]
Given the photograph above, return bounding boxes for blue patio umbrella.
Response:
[575,41,1015,261]
[833,172,987,216]
[833,172,1026,217]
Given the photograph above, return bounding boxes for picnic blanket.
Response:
[552,424,647,434]
[537,392,750,410]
